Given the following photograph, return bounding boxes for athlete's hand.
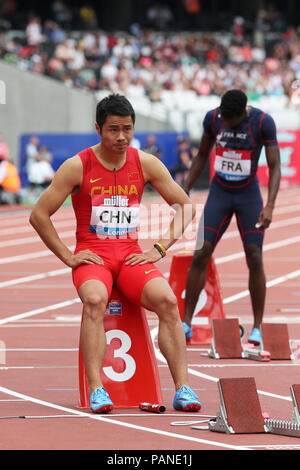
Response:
[125,248,163,266]
[256,205,273,230]
[67,250,104,268]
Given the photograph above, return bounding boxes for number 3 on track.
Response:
[102,329,136,382]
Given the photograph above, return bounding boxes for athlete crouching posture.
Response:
[182,89,281,345]
[29,94,201,413]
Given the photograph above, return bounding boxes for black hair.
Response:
[96,94,135,131]
[220,89,247,119]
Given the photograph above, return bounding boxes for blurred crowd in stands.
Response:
[1,1,300,204]
[0,1,299,103]
[0,133,55,204]
[0,133,21,204]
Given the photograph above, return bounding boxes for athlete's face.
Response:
[96,115,134,154]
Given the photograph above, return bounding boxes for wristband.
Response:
[154,242,166,258]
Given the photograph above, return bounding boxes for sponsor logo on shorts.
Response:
[145,269,157,274]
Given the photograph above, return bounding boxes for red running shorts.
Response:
[72,241,165,305]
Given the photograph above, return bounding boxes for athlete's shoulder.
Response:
[138,149,168,181]
[204,107,220,121]
[202,107,220,139]
[250,106,276,127]
[249,106,272,121]
[138,148,161,166]
[55,154,82,177]
[61,153,82,167]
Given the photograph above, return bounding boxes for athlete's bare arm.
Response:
[257,145,281,229]
[29,156,103,267]
[183,136,215,195]
[125,150,196,266]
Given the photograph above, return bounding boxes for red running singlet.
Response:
[72,146,145,244]
[71,146,164,304]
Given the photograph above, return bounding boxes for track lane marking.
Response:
[0,385,250,450]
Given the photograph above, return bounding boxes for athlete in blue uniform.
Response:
[183,89,281,344]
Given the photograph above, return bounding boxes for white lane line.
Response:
[0,246,75,265]
[0,399,24,402]
[0,230,75,248]
[169,228,300,254]
[215,235,300,265]
[281,308,300,312]
[223,269,300,304]
[0,268,70,288]
[0,211,74,226]
[273,203,300,215]
[188,363,300,368]
[0,385,250,450]
[0,366,76,370]
[0,219,75,236]
[0,348,78,352]
[0,298,80,325]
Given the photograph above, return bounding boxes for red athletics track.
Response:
[0,185,300,452]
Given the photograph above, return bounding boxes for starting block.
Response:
[207,377,267,434]
[208,318,271,362]
[264,384,300,437]
[78,287,163,409]
[261,323,293,360]
[169,251,225,344]
[194,378,300,437]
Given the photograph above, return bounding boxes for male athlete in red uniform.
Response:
[30,94,201,413]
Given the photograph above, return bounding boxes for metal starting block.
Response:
[207,319,270,362]
[207,377,267,434]
[264,384,300,438]
[260,323,293,360]
[197,379,300,438]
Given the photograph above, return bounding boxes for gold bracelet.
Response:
[155,242,167,257]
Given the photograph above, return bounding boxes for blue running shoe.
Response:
[182,322,193,339]
[173,385,202,412]
[90,387,114,413]
[248,328,262,346]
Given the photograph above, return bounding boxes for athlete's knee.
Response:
[161,291,178,310]
[156,291,178,320]
[244,244,263,271]
[82,293,107,320]
[191,241,213,269]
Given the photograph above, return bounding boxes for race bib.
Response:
[90,194,140,238]
[215,148,251,181]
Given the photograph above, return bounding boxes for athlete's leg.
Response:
[78,279,110,393]
[183,181,233,330]
[183,240,214,327]
[244,244,266,329]
[235,180,265,341]
[116,257,188,390]
[73,262,113,394]
[140,277,189,391]
[117,250,201,409]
